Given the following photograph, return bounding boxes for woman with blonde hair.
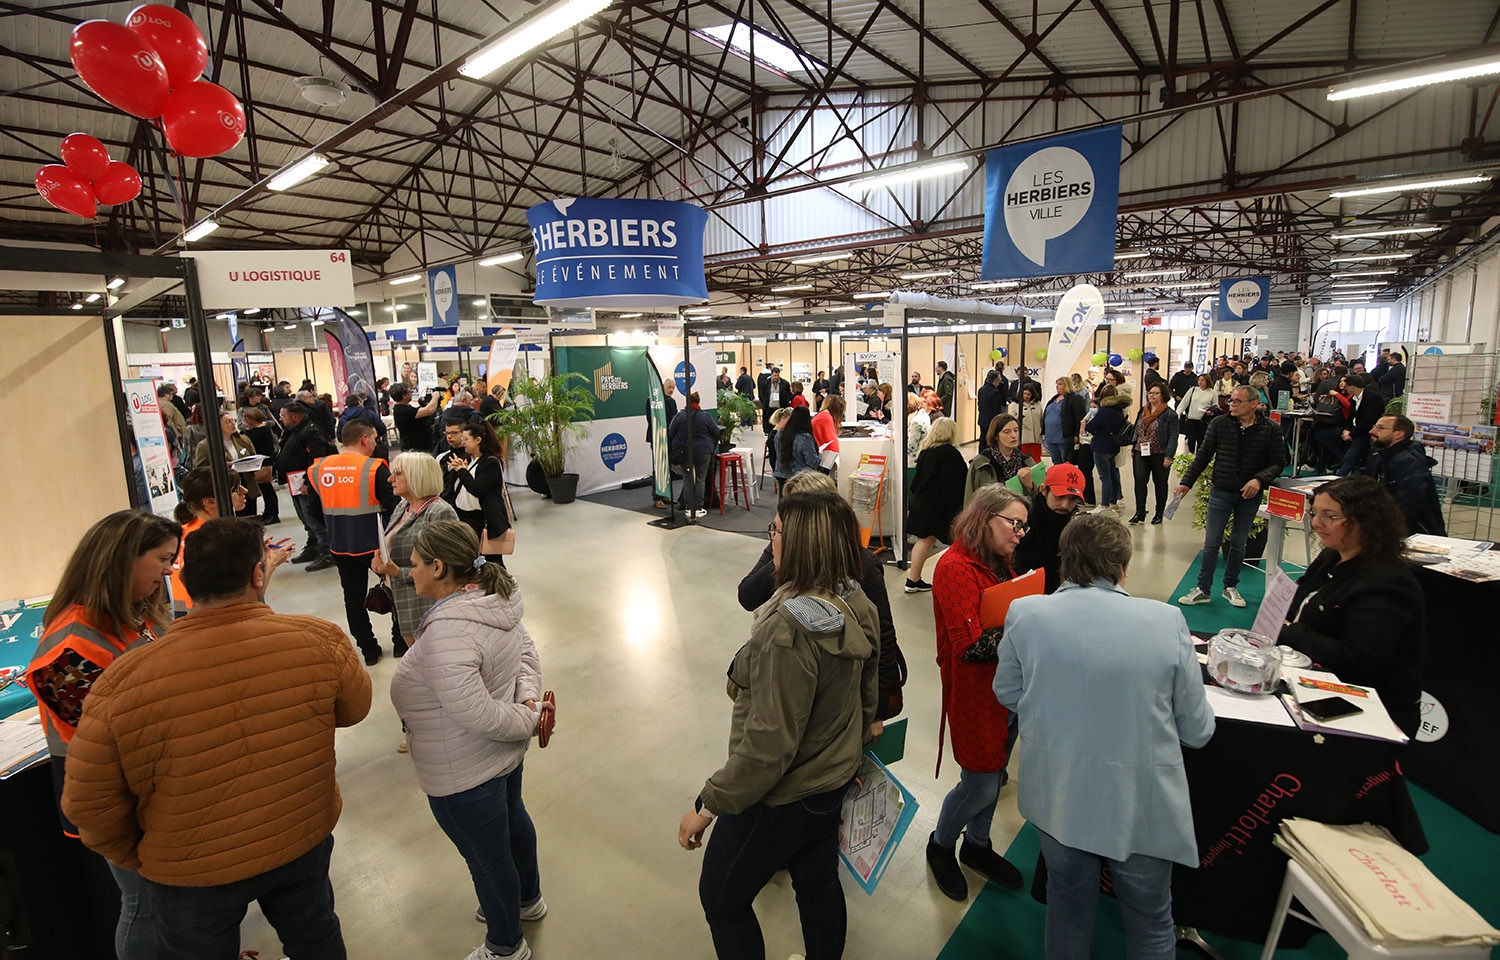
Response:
[903,417,968,594]
[392,520,551,960]
[27,509,183,958]
[906,392,930,469]
[371,451,460,662]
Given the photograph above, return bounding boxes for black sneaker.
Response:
[959,838,1023,891]
[289,547,318,564]
[306,554,335,572]
[925,832,968,901]
[904,579,933,594]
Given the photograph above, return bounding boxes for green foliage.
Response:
[1172,453,1269,541]
[715,390,757,444]
[489,371,596,477]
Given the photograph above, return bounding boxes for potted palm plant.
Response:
[490,370,596,504]
[1172,453,1270,559]
[714,390,757,452]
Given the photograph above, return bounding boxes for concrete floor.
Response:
[238,441,1272,960]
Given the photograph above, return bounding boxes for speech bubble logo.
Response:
[432,270,454,315]
[600,432,628,471]
[1224,279,1263,318]
[1003,145,1096,266]
[674,360,696,395]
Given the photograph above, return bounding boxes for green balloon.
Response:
[1091,352,1108,366]
[1035,348,1048,361]
[989,348,1002,361]
[1127,347,1144,361]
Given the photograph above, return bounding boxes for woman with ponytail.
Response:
[391,520,553,960]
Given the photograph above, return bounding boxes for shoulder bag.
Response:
[479,459,517,556]
[1114,416,1137,446]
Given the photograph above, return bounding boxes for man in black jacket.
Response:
[1367,415,1446,535]
[297,389,338,441]
[936,361,956,418]
[758,367,787,433]
[276,401,338,568]
[1338,374,1385,476]
[1175,386,1288,608]
[976,370,1002,441]
[1142,356,1168,398]
[1168,361,1196,402]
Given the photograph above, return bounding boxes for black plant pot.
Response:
[717,438,736,453]
[546,473,580,504]
[525,460,551,498]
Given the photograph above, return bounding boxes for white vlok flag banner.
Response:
[1044,284,1105,386]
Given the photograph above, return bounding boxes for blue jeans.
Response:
[147,834,344,960]
[1196,486,1262,591]
[1093,450,1122,506]
[292,492,328,553]
[1036,828,1175,960]
[109,863,153,960]
[1045,441,1071,466]
[934,766,1002,848]
[1338,434,1370,476]
[699,784,848,960]
[428,765,540,957]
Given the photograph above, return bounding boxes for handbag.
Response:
[363,583,393,614]
[960,626,1005,664]
[254,464,273,483]
[536,690,557,747]
[669,409,694,466]
[479,468,517,555]
[1114,417,1137,446]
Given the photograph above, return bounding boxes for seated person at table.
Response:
[1366,414,1446,537]
[1276,475,1425,736]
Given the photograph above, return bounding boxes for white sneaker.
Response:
[1178,587,1211,606]
[1222,587,1246,608]
[1090,505,1113,515]
[520,896,547,921]
[463,940,530,960]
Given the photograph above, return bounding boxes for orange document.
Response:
[979,568,1044,630]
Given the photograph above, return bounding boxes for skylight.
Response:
[700,23,807,74]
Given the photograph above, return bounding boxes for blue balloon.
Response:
[1143,352,1157,363]
[1108,353,1123,367]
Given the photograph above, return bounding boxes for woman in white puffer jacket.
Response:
[391,520,553,960]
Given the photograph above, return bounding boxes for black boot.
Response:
[925,832,968,901]
[1129,511,1146,524]
[959,837,1023,890]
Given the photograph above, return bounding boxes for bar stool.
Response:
[1259,861,1492,960]
[716,452,752,514]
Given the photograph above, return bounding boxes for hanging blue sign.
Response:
[428,264,459,329]
[981,125,1122,280]
[527,197,708,308]
[1194,296,1215,373]
[1218,276,1270,321]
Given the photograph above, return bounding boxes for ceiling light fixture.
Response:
[479,251,525,266]
[682,307,712,314]
[771,284,814,292]
[1018,290,1067,298]
[1329,174,1490,198]
[748,310,779,317]
[619,312,643,318]
[244,307,261,315]
[85,293,101,303]
[1328,54,1500,101]
[1152,280,1216,289]
[1122,268,1185,280]
[159,323,170,332]
[310,320,325,326]
[460,0,614,79]
[789,250,851,265]
[1329,252,1413,263]
[268,153,331,192]
[762,299,794,307]
[70,302,83,310]
[852,291,891,299]
[1113,250,1152,260]
[283,323,298,330]
[970,280,1021,290]
[1329,225,1440,240]
[107,276,126,289]
[183,219,219,242]
[898,270,954,280]
[1330,269,1398,278]
[850,159,969,196]
[698,22,806,73]
[388,274,422,285]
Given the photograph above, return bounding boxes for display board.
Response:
[554,345,656,495]
[123,377,178,515]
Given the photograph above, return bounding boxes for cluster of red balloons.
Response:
[68,5,245,159]
[35,134,143,220]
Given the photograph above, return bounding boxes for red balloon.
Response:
[69,20,170,119]
[125,5,207,88]
[60,133,111,181]
[35,165,97,219]
[94,161,142,205]
[162,81,245,159]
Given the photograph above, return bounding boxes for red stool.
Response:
[716,453,751,514]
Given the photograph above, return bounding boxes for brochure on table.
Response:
[1280,668,1408,744]
[838,752,918,895]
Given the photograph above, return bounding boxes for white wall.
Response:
[1396,220,1500,350]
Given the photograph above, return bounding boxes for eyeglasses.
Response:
[766,523,782,539]
[1311,511,1346,524]
[1228,396,1255,404]
[991,515,1030,535]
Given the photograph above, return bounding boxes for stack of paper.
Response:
[0,715,49,779]
[1279,668,1408,744]
[1275,819,1500,948]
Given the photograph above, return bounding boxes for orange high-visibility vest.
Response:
[309,453,384,555]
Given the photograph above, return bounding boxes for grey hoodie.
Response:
[700,584,880,816]
[390,585,542,798]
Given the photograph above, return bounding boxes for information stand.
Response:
[848,454,888,554]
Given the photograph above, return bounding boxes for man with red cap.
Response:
[1013,464,1085,594]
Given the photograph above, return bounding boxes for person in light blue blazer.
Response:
[994,514,1215,960]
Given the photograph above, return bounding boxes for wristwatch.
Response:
[694,795,716,821]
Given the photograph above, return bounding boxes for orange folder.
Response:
[979,568,1044,630]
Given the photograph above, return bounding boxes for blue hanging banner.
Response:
[981,125,1122,280]
[428,264,459,329]
[527,197,708,308]
[1218,276,1270,321]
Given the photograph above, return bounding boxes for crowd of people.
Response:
[27,340,1446,960]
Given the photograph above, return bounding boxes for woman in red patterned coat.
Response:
[926,484,1030,902]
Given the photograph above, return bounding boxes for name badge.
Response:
[1139,441,1152,456]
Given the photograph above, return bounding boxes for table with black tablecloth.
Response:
[1031,712,1427,948]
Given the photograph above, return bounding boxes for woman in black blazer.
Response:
[1277,475,1424,735]
[903,417,970,594]
[449,419,513,565]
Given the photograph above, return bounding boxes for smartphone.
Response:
[1302,696,1364,723]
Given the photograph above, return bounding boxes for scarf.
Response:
[1138,402,1167,449]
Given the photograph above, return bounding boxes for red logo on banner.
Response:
[1266,487,1305,522]
[1142,315,1162,327]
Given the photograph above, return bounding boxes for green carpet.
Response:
[1169,558,1300,635]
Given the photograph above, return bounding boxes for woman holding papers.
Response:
[192,411,260,517]
[926,485,1032,902]
[1277,475,1426,736]
[963,413,1037,506]
[680,490,880,960]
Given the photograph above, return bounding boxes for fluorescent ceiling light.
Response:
[183,219,218,242]
[388,274,422,285]
[159,323,170,331]
[619,312,643,318]
[70,302,82,310]
[1333,282,1386,289]
[244,307,261,314]
[1330,269,1397,278]
[1330,175,1490,198]
[310,320,324,326]
[1122,268,1184,280]
[852,291,890,299]
[682,307,712,314]
[1330,252,1413,263]
[789,251,851,265]
[898,270,954,280]
[1153,280,1216,289]
[771,284,814,292]
[1328,54,1500,101]
[699,22,806,73]
[970,280,1020,290]
[850,159,969,196]
[107,276,126,289]
[282,323,297,330]
[1113,250,1151,260]
[1018,290,1066,298]
[762,299,795,307]
[268,153,331,192]
[1329,225,1440,240]
[84,293,101,303]
[748,310,779,317]
[215,312,231,319]
[460,0,614,79]
[479,251,525,266]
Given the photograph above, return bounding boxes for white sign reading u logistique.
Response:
[182,249,356,310]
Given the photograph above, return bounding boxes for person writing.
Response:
[1277,475,1426,736]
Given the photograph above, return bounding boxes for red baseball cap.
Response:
[1043,463,1085,498]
